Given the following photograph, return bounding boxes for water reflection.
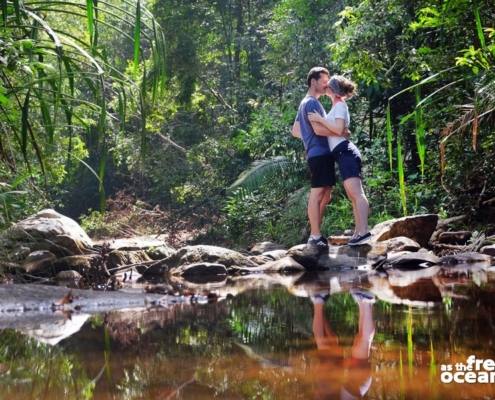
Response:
[1,264,495,399]
[310,290,374,399]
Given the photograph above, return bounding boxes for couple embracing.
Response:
[292,67,371,250]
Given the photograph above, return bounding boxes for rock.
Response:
[367,273,441,307]
[21,250,57,274]
[96,236,176,260]
[440,252,492,265]
[52,255,98,273]
[56,270,82,281]
[107,250,152,270]
[233,257,305,274]
[328,235,351,245]
[259,257,305,273]
[170,262,228,283]
[11,246,31,261]
[287,244,322,270]
[167,245,259,270]
[438,231,472,245]
[384,251,440,268]
[287,244,370,271]
[368,237,421,259]
[19,314,91,346]
[5,209,93,256]
[370,214,439,247]
[250,242,286,255]
[387,266,441,287]
[481,245,495,257]
[260,249,288,261]
[249,255,274,265]
[146,245,176,260]
[98,236,165,251]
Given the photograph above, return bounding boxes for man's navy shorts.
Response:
[307,153,336,188]
[332,140,362,181]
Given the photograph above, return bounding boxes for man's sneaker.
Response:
[310,292,329,304]
[347,232,372,246]
[307,235,329,251]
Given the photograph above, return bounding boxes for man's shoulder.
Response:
[301,96,323,112]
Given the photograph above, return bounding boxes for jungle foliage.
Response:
[1,0,494,247]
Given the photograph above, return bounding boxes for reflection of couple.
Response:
[310,290,375,399]
[292,67,370,250]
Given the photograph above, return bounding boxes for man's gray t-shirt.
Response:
[295,96,331,159]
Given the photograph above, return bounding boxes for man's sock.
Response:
[309,234,322,240]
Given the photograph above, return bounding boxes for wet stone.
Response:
[250,241,286,255]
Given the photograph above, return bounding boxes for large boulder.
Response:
[166,245,259,270]
[5,209,93,256]
[370,214,439,247]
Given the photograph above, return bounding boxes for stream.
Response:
[1,263,495,399]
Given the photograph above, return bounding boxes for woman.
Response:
[308,75,371,246]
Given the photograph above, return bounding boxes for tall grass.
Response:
[414,86,426,177]
[397,136,407,215]
[386,103,393,171]
[1,0,166,209]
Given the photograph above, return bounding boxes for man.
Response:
[292,67,344,251]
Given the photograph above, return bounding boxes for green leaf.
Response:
[473,6,486,50]
[229,156,291,192]
[86,0,95,49]
[386,103,393,172]
[21,90,31,157]
[397,136,407,216]
[133,0,141,73]
[35,89,54,144]
[13,0,20,23]
[414,87,426,177]
[1,0,7,26]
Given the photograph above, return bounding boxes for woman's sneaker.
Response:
[348,232,372,246]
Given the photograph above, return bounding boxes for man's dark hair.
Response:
[307,67,330,87]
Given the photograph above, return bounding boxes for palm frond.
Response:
[229,156,291,192]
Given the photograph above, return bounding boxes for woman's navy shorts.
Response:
[332,140,362,181]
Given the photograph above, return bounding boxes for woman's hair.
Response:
[328,75,357,99]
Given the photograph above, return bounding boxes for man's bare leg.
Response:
[308,187,327,236]
[318,187,332,227]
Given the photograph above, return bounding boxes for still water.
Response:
[1,264,495,399]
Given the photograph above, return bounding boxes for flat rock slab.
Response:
[0,284,171,314]
[96,235,173,251]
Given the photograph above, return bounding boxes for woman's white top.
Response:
[326,101,350,151]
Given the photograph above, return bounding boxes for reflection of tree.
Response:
[0,330,94,399]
